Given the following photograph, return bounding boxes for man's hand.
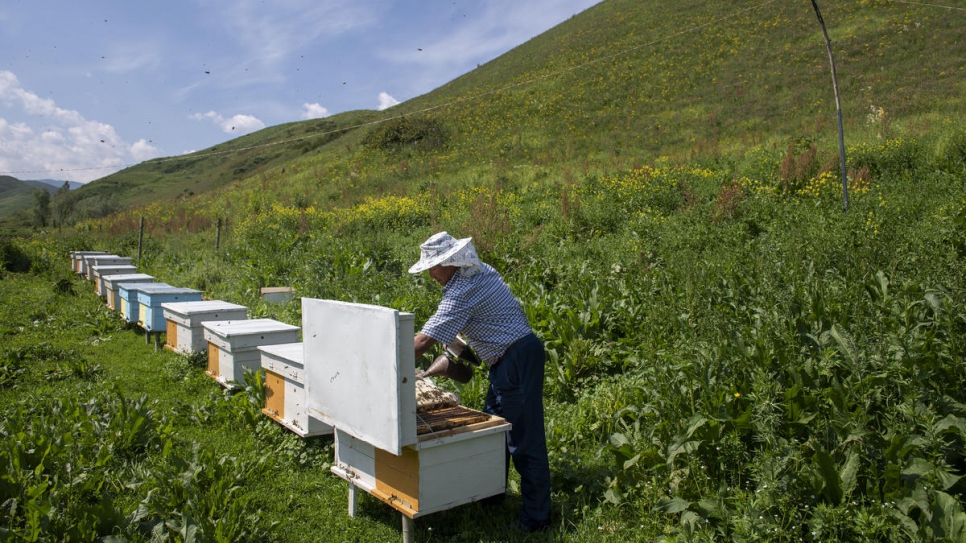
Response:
[414,333,438,360]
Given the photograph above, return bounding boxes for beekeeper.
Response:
[411,231,551,533]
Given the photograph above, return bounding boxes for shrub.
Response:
[0,238,31,273]
[363,116,447,151]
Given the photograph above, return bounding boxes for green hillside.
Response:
[0,176,39,219]
[3,1,966,542]
[40,0,966,228]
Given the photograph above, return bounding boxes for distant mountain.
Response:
[24,179,83,193]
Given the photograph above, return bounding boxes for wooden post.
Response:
[215,218,222,250]
[810,0,849,212]
[137,217,145,265]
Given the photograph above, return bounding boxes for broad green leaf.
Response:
[815,449,843,505]
[603,488,621,505]
[686,414,708,438]
[623,453,641,471]
[902,458,935,479]
[655,497,691,514]
[931,490,966,540]
[840,452,860,497]
[830,324,857,364]
[934,415,966,437]
[666,440,702,467]
[681,510,703,530]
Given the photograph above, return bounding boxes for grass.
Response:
[4,126,966,541]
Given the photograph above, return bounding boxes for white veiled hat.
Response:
[408,232,481,274]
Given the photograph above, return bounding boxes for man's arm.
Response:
[414,333,438,360]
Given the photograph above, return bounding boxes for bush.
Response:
[0,238,31,273]
[363,116,447,151]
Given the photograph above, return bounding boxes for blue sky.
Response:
[0,0,600,183]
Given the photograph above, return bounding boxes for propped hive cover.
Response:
[302,298,416,455]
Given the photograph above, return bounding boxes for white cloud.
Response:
[189,110,265,134]
[377,92,399,111]
[0,70,160,183]
[302,102,330,120]
[130,139,159,162]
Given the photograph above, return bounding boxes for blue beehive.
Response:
[105,275,154,311]
[119,282,172,324]
[135,285,203,332]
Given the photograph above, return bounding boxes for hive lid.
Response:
[119,282,171,293]
[302,298,416,455]
[201,318,300,337]
[92,264,136,272]
[130,284,199,295]
[161,300,246,316]
[257,342,304,362]
[103,273,154,284]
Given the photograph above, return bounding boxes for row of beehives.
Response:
[72,251,512,530]
[69,251,330,438]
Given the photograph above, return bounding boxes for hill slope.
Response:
[47,0,966,225]
[0,176,40,219]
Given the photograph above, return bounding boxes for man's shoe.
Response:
[507,519,549,533]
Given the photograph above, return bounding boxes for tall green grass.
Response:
[4,124,965,541]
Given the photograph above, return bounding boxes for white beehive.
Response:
[92,265,138,297]
[302,298,510,523]
[202,319,300,388]
[84,256,133,280]
[71,251,108,274]
[161,300,249,354]
[103,274,153,311]
[259,342,332,437]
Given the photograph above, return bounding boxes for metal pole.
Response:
[810,0,849,212]
[401,515,414,543]
[215,218,222,250]
[137,217,145,265]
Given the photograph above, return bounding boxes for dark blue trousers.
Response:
[484,332,551,530]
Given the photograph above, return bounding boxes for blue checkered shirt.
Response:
[420,263,532,366]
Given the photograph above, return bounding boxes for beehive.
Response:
[84,255,133,280]
[135,285,203,333]
[302,298,510,521]
[118,282,172,324]
[202,319,300,388]
[161,300,249,354]
[92,265,138,297]
[104,274,153,311]
[71,251,108,274]
[259,342,332,437]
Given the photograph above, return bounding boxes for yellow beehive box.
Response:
[202,319,300,388]
[259,342,332,438]
[71,251,108,274]
[162,300,248,354]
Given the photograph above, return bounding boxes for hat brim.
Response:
[408,237,473,274]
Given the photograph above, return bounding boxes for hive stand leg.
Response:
[401,514,414,543]
[154,333,160,352]
[348,483,357,517]
[145,331,150,345]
